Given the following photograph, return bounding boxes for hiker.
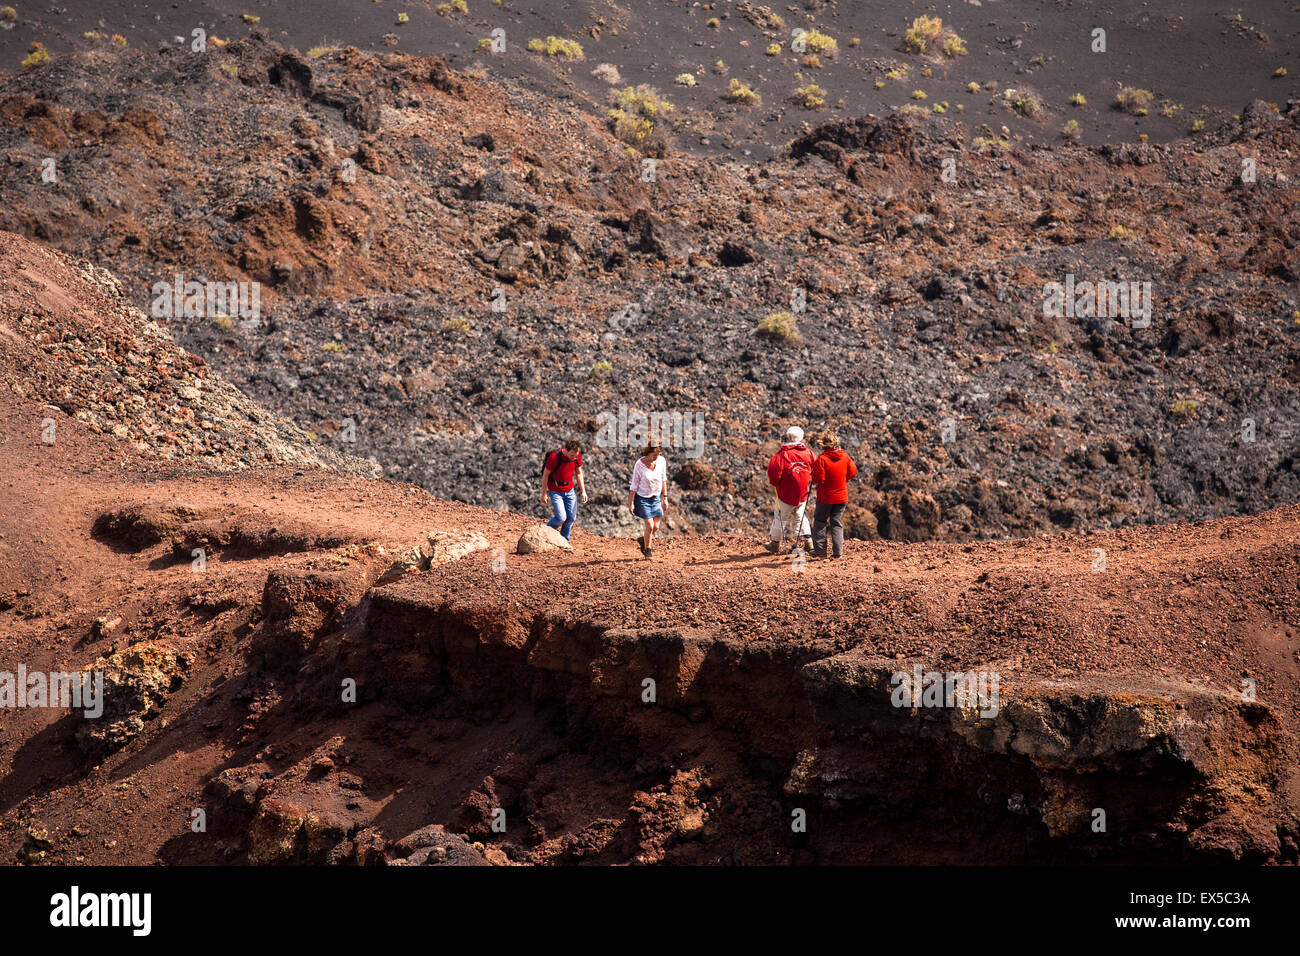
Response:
[810,431,857,559]
[765,425,815,554]
[541,439,588,541]
[628,441,669,560]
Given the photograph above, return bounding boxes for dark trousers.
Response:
[811,501,846,557]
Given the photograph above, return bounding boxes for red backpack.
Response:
[543,450,578,490]
[782,450,813,498]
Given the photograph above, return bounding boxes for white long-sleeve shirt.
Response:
[629,455,667,497]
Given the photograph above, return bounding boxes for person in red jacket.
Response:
[765,425,815,555]
[810,431,858,558]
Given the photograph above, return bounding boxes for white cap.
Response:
[785,426,804,444]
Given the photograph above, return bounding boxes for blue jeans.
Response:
[546,490,578,539]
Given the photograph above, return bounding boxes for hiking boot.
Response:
[764,540,780,554]
[644,547,653,560]
[637,534,646,555]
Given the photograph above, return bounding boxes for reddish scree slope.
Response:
[0,232,1297,864]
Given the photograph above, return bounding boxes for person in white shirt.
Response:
[627,441,669,560]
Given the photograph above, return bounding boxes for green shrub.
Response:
[904,16,942,53]
[527,35,584,59]
[1114,87,1154,113]
[1003,87,1045,120]
[804,29,837,58]
[608,109,653,144]
[612,85,673,117]
[904,16,965,57]
[757,311,798,341]
[20,42,49,70]
[724,78,760,105]
[608,85,672,144]
[793,83,825,109]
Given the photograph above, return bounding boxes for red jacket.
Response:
[767,443,815,506]
[812,447,858,504]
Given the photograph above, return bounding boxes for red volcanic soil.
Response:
[1,232,1297,865]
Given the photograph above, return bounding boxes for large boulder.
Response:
[377,531,492,582]
[421,531,490,565]
[256,568,370,665]
[246,795,351,865]
[75,643,188,758]
[388,825,490,866]
[516,524,573,554]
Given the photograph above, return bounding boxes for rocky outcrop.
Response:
[246,795,354,865]
[0,232,380,476]
[328,583,1297,864]
[388,825,489,866]
[255,568,374,665]
[795,652,1289,860]
[75,643,189,758]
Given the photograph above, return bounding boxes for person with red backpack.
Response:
[765,425,815,555]
[541,439,588,541]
